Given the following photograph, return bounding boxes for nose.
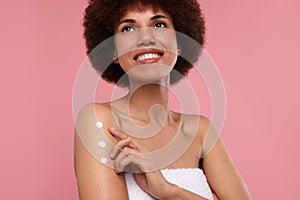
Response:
[136,27,156,47]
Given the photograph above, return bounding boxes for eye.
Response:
[153,22,167,29]
[121,26,135,32]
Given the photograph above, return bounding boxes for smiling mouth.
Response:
[134,50,164,63]
[136,53,162,61]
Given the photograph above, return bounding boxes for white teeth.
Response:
[137,53,160,61]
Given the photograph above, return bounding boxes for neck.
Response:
[124,76,171,124]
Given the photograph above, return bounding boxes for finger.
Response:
[114,150,128,173]
[114,149,138,173]
[110,136,132,159]
[126,138,140,150]
[119,149,146,172]
[119,153,144,173]
[119,154,136,172]
[109,128,128,140]
[109,128,140,150]
[124,151,156,172]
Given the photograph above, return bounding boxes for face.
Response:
[114,7,178,83]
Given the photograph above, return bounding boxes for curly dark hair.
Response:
[83,0,206,87]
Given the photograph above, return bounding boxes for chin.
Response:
[127,63,172,83]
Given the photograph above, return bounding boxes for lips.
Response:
[136,53,161,61]
[134,49,164,63]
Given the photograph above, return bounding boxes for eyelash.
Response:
[153,22,167,29]
[121,22,167,32]
[121,26,135,32]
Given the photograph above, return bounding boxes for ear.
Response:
[113,50,119,64]
[177,46,181,56]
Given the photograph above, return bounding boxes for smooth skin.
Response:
[74,103,251,199]
[109,127,211,200]
[74,6,251,200]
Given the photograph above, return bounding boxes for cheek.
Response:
[114,34,137,57]
[155,29,178,51]
[117,55,132,73]
[169,34,178,52]
[158,32,178,66]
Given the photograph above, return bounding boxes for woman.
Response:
[74,0,252,199]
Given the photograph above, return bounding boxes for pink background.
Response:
[1,0,299,199]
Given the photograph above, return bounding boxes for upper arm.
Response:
[74,103,129,200]
[203,138,251,199]
[200,120,251,199]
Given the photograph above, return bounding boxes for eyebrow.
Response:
[118,15,168,25]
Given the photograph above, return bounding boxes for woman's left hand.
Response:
[109,128,175,199]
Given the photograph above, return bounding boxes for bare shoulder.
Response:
[180,114,212,144]
[76,102,112,126]
[74,103,129,200]
[177,113,214,161]
[76,102,118,142]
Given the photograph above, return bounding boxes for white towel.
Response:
[125,168,213,200]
